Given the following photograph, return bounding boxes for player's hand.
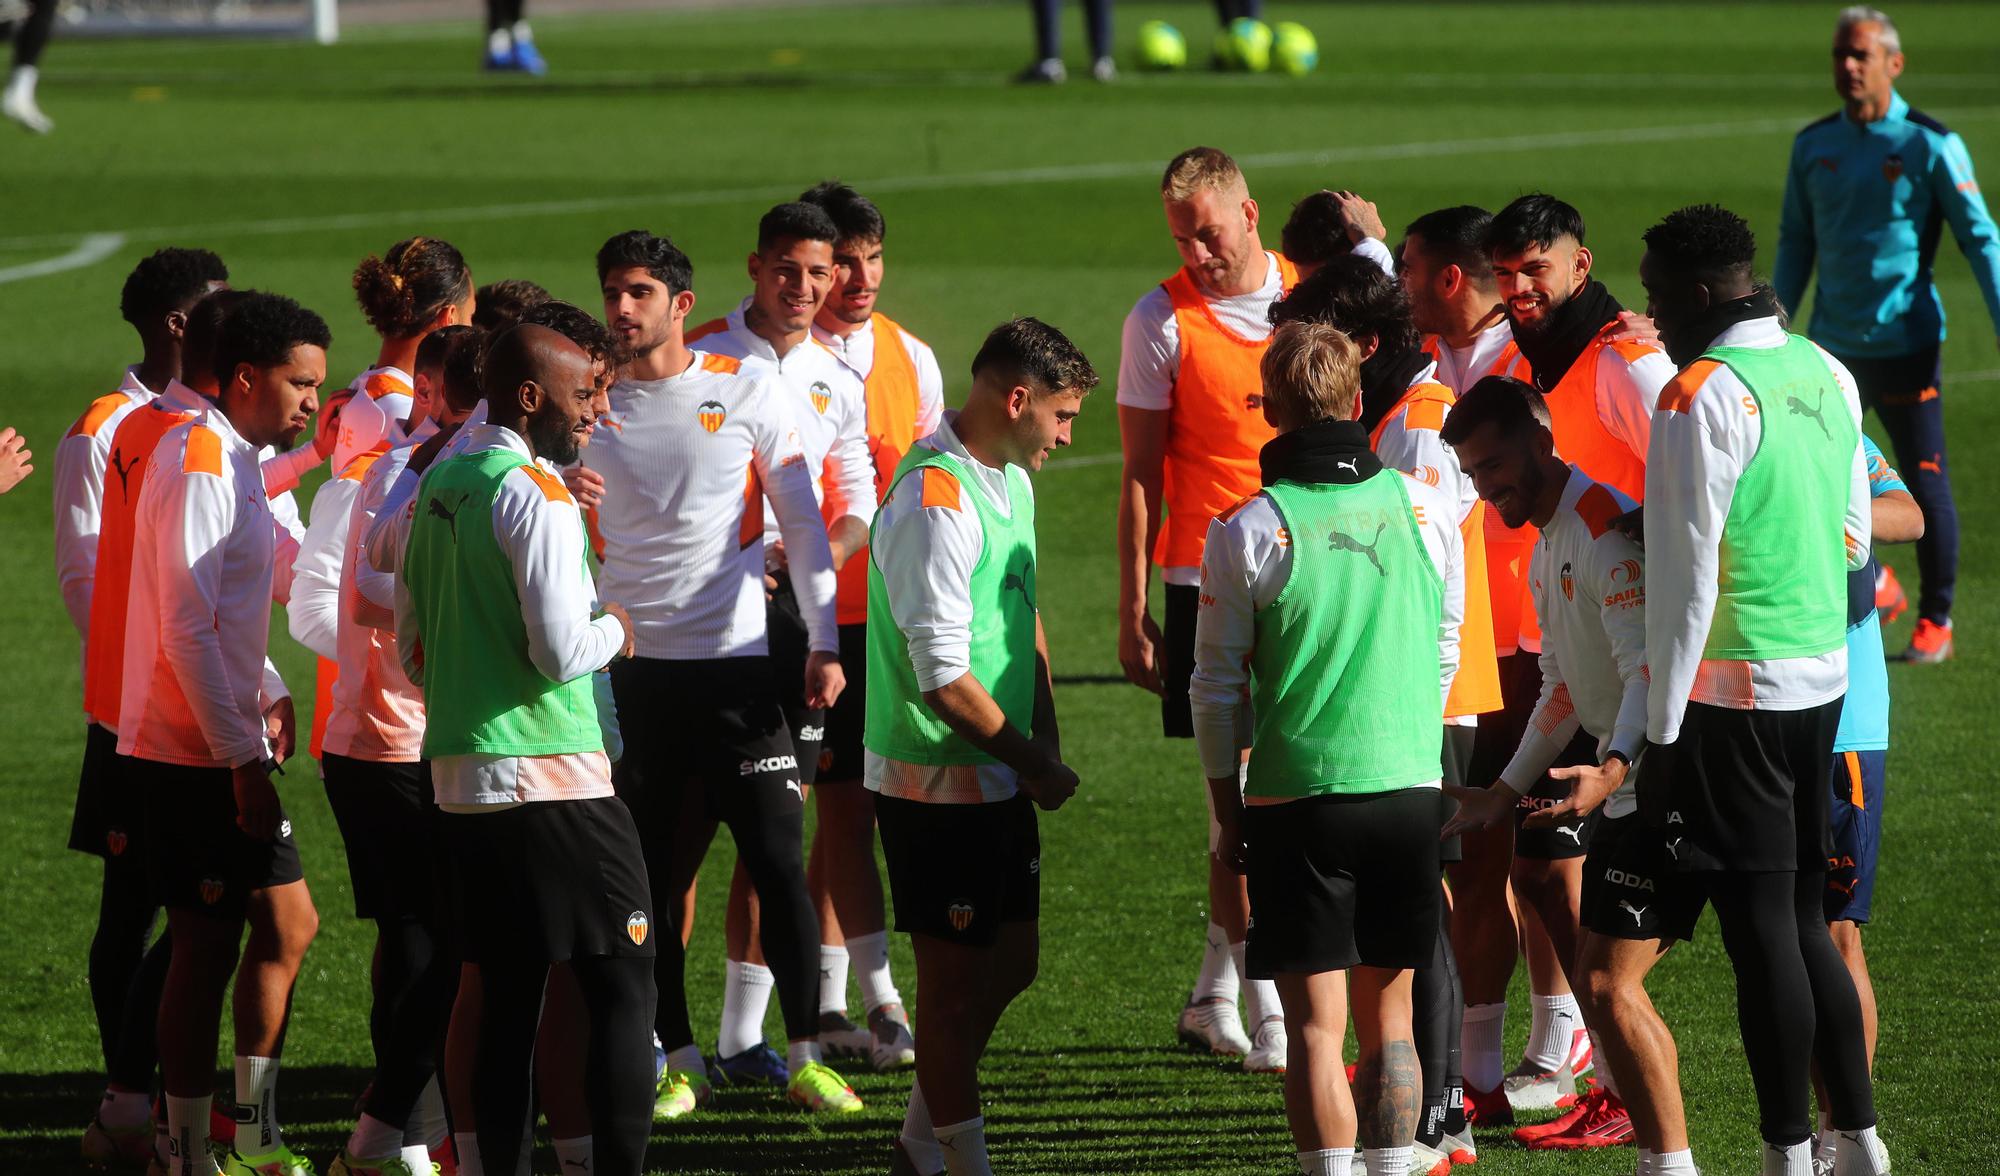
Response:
[563,466,606,510]
[767,539,789,572]
[1528,758,1628,829]
[1612,506,1643,545]
[311,391,353,460]
[1020,757,1080,812]
[601,601,636,660]
[263,696,297,764]
[1441,782,1514,839]
[1211,807,1248,874]
[805,650,846,711]
[1606,311,1661,346]
[1118,611,1165,695]
[1333,190,1387,244]
[232,761,281,841]
[0,427,33,494]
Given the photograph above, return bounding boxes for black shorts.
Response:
[1826,749,1885,924]
[1244,788,1441,977]
[610,655,810,833]
[1467,650,1539,795]
[876,791,1040,947]
[818,622,870,783]
[1580,811,1704,943]
[766,574,825,788]
[1513,730,1598,861]
[322,754,446,923]
[1438,726,1474,865]
[1160,582,1199,739]
[1638,699,1843,874]
[138,759,305,918]
[442,797,655,965]
[68,723,141,861]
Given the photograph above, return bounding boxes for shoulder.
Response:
[1571,481,1631,540]
[1598,336,1673,387]
[1400,380,1455,432]
[695,350,743,376]
[1795,110,1842,142]
[1654,356,1730,414]
[67,392,135,441]
[1213,489,1280,539]
[179,420,225,478]
[504,462,575,506]
[1125,284,1177,330]
[1398,472,1459,532]
[361,368,414,401]
[684,317,731,346]
[1903,104,1951,138]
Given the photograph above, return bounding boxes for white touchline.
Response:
[0,232,127,286]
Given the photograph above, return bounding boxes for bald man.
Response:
[397,325,655,1176]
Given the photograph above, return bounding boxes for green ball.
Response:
[1214,17,1272,73]
[1136,19,1188,71]
[1272,21,1318,77]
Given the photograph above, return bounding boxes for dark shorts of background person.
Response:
[67,722,137,860]
[442,796,655,965]
[1513,729,1599,861]
[818,621,871,783]
[766,572,826,789]
[1639,698,1844,874]
[139,760,304,918]
[1438,725,1474,865]
[1580,809,1703,943]
[609,654,810,830]
[1244,787,1442,978]
[1160,582,1200,738]
[1830,346,1956,624]
[322,753,447,922]
[1825,748,1884,924]
[876,789,1040,947]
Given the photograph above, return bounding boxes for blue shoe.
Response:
[710,1042,789,1088]
[510,37,548,76]
[482,45,519,71]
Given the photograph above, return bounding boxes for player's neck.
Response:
[1443,302,1506,351]
[375,336,420,375]
[950,405,1011,471]
[1201,245,1269,300]
[624,338,693,383]
[744,303,808,358]
[1529,459,1570,528]
[135,350,178,398]
[815,310,867,340]
[1845,88,1893,124]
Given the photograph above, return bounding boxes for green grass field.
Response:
[3,1,1998,1171]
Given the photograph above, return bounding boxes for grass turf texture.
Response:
[3,2,1998,1171]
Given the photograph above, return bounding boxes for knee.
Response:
[1577,967,1621,1015]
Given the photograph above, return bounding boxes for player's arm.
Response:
[496,470,628,683]
[1863,436,1924,542]
[1031,613,1058,758]
[1115,293,1176,694]
[822,390,876,569]
[758,391,840,660]
[364,467,421,575]
[1449,640,1576,838]
[1535,533,1651,826]
[347,459,401,630]
[912,336,947,439]
[1597,347,1675,466]
[1189,499,1282,872]
[0,425,30,494]
[50,422,107,637]
[1932,131,2000,343]
[1829,352,1872,571]
[1773,136,1817,318]
[393,573,424,688]
[285,481,352,660]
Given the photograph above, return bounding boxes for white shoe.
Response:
[1831,1127,1890,1175]
[817,1009,873,1060]
[2,87,52,134]
[1503,1058,1575,1111]
[1176,995,1252,1057]
[1411,1140,1453,1175]
[867,1002,917,1072]
[1090,56,1117,82]
[1243,1017,1286,1073]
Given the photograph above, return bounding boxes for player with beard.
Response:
[795,178,940,1071]
[121,293,329,1176]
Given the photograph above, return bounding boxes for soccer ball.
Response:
[1137,20,1188,71]
[1214,17,1273,73]
[1272,22,1319,77]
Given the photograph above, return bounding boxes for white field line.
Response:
[0,233,128,285]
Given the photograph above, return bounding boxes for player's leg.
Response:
[1508,729,1594,1108]
[470,955,546,1176]
[2,0,56,132]
[567,954,658,1176]
[157,904,246,1173]
[1351,966,1419,1170]
[1815,746,1882,1154]
[1856,348,1956,654]
[1272,969,1354,1161]
[443,965,482,1168]
[1019,0,1066,82]
[1575,931,1684,1157]
[232,876,318,1166]
[1082,0,1113,77]
[1349,788,1441,1174]
[535,966,595,1170]
[80,737,166,1165]
[1416,730,1471,1158]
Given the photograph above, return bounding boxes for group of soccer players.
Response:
[45,6,2000,1175]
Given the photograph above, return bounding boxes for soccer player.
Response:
[471,278,550,331]
[482,0,545,73]
[1440,375,1694,1170]
[120,291,329,1176]
[584,229,861,1116]
[398,322,656,1176]
[870,317,1094,1176]
[1775,5,2000,663]
[1192,320,1463,1176]
[1118,145,1299,1071]
[1020,0,1113,82]
[0,426,30,491]
[1279,189,1398,280]
[797,178,940,1070]
[2,0,55,131]
[1639,203,1885,1176]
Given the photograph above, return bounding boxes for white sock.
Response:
[1462,1002,1506,1091]
[1653,1149,1699,1174]
[901,1079,943,1173]
[1363,1145,1411,1176]
[819,944,851,1014]
[1832,1125,1889,1175]
[1298,1147,1352,1175]
[100,1088,152,1130]
[934,1116,992,1176]
[787,1038,823,1074]
[511,19,534,42]
[454,1131,484,1176]
[1588,1028,1619,1097]
[1195,924,1239,1004]
[1762,1139,1812,1176]
[1244,975,1282,1030]
[345,1113,403,1158]
[486,27,511,54]
[1638,1147,1655,1176]
[5,64,36,101]
[398,1144,434,1173]
[849,930,902,1011]
[718,960,775,1058]
[232,1055,283,1155]
[552,1136,592,1173]
[1525,992,1582,1071]
[665,1043,705,1075]
[165,1096,217,1176]
[407,1078,449,1148]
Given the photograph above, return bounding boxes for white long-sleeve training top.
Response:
[1644,316,1870,744]
[395,423,622,809]
[1501,468,1650,817]
[323,440,426,763]
[365,400,488,577]
[1188,470,1465,786]
[812,313,948,439]
[52,367,155,641]
[580,350,838,659]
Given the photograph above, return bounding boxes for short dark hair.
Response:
[971,317,1099,396]
[416,323,477,375]
[516,299,614,365]
[472,279,551,331]
[1268,254,1421,356]
[595,230,694,296]
[757,201,839,254]
[1404,205,1494,285]
[1279,191,1354,270]
[182,288,253,388]
[1642,203,1758,289]
[440,326,487,413]
[120,247,228,328]
[1440,375,1552,447]
[799,180,887,245]
[1485,193,1587,257]
[352,237,473,339]
[212,292,332,387]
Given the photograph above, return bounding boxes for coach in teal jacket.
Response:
[1774,5,2000,662]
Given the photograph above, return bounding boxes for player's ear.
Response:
[1439,263,1462,300]
[1355,333,1381,364]
[746,252,761,283]
[1573,244,1594,281]
[515,379,543,416]
[1242,196,1260,233]
[164,308,190,340]
[672,290,696,322]
[1007,382,1033,420]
